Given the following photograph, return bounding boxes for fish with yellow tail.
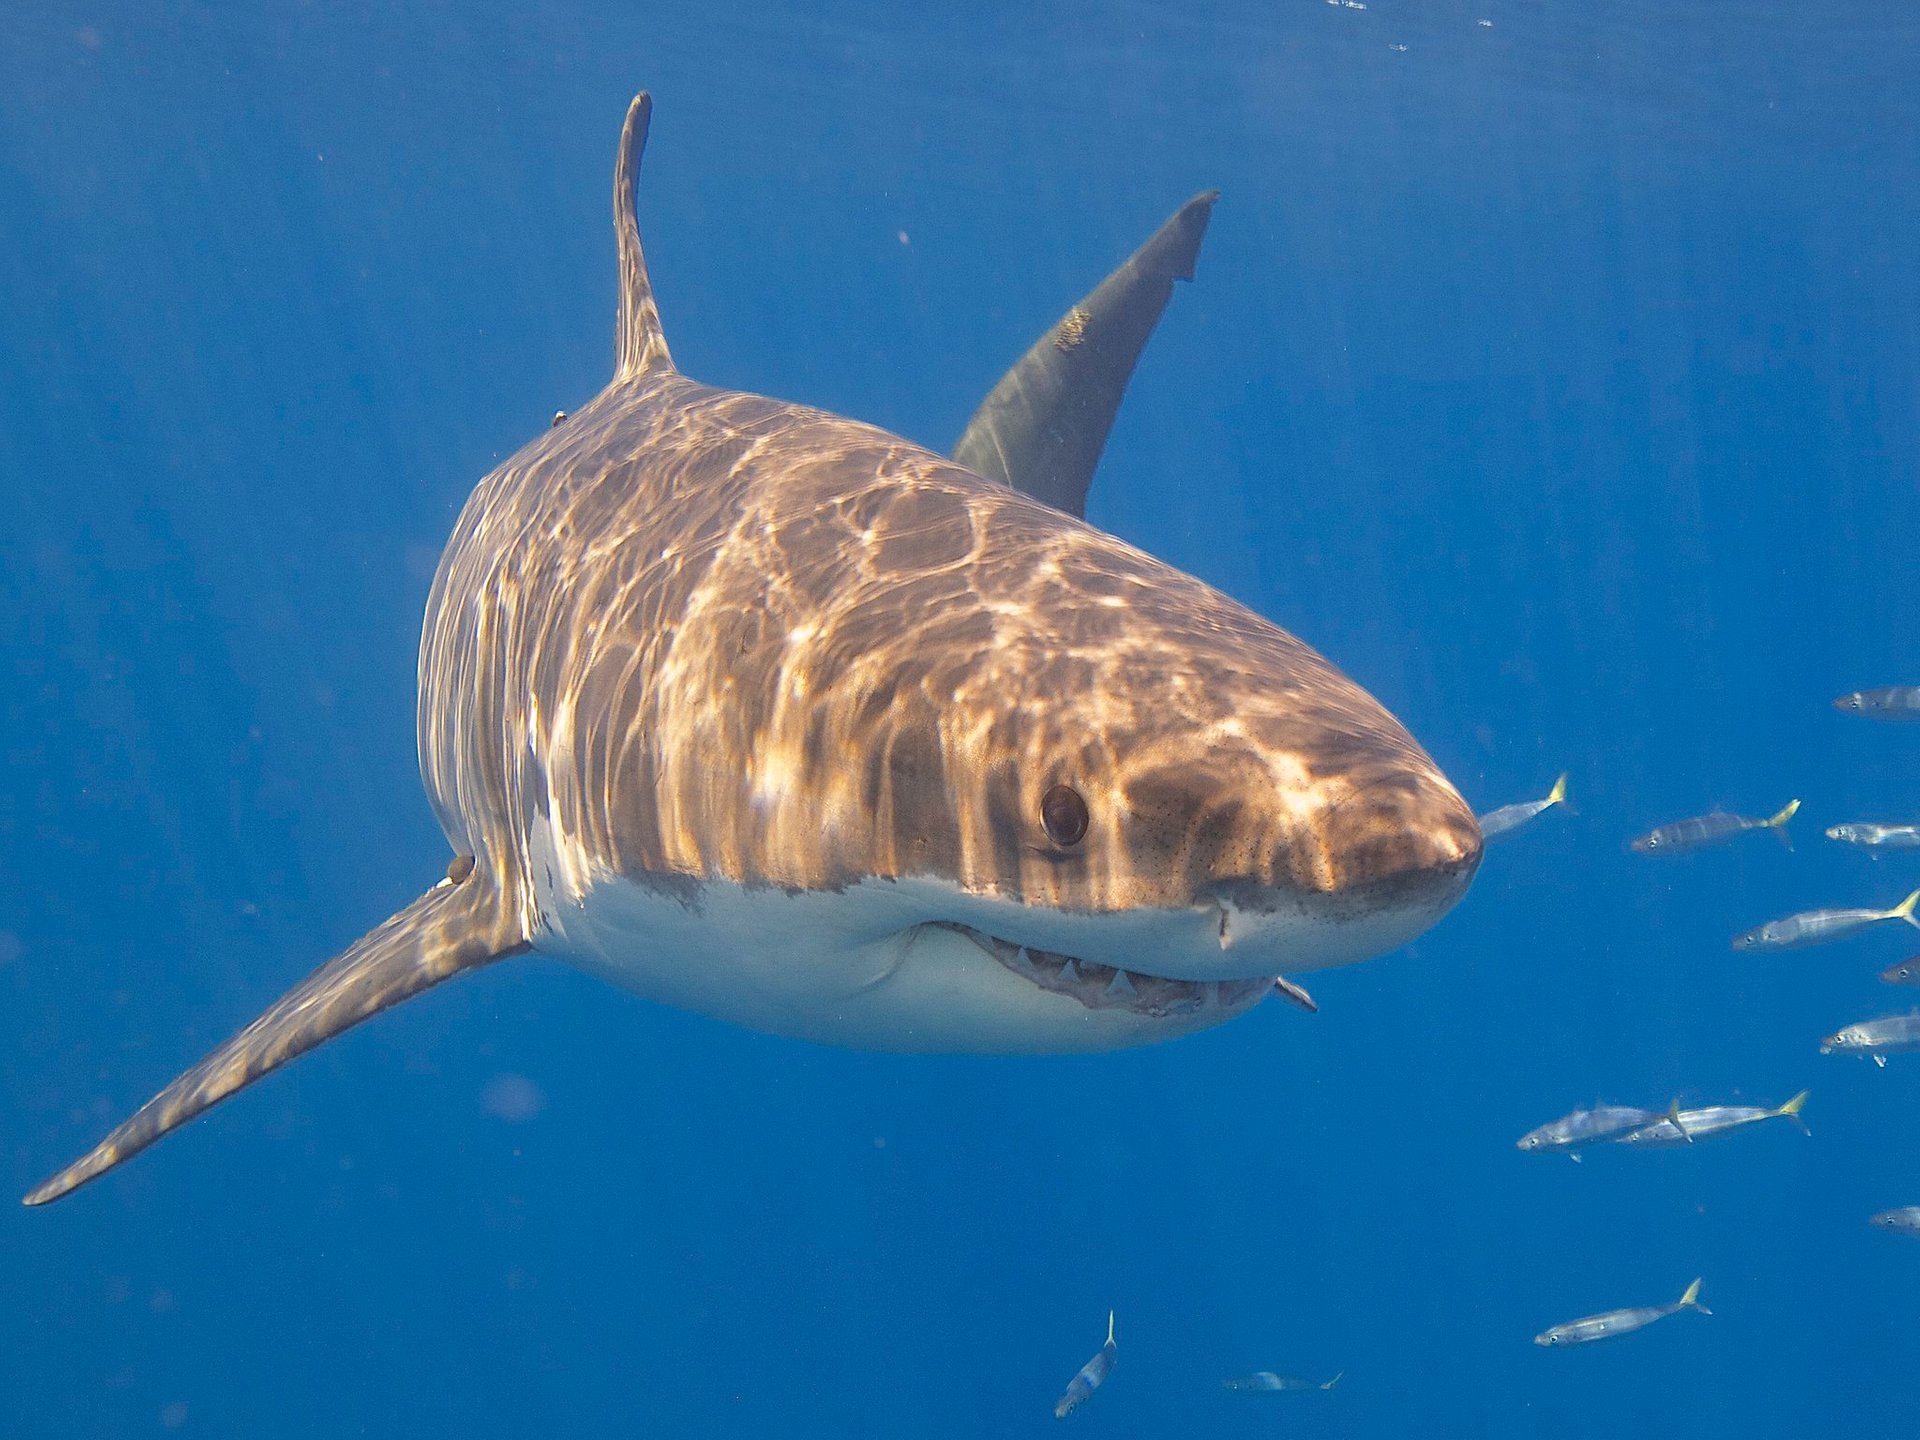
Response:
[1478,773,1569,843]
[1732,889,1920,951]
[1615,1091,1809,1146]
[1631,799,1799,855]
[1534,1278,1710,1347]
[1054,1311,1117,1418]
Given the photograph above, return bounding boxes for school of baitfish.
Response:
[1053,678,1920,1414]
[1020,555,1920,1402]
[1483,687,1920,1366]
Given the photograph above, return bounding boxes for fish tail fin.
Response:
[1667,1097,1693,1143]
[1546,772,1569,809]
[1777,1089,1811,1135]
[1322,1372,1344,1391]
[1106,1310,1116,1347]
[1678,1277,1709,1314]
[22,872,525,1206]
[1896,889,1920,927]
[1770,798,1800,849]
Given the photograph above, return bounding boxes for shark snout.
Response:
[1199,767,1481,977]
[1316,768,1482,910]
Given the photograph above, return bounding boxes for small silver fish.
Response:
[1880,957,1920,985]
[1821,1012,1920,1067]
[1273,976,1319,1013]
[1834,687,1920,722]
[1224,1370,1343,1392]
[1630,800,1798,855]
[1615,1093,1808,1147]
[1534,1278,1709,1347]
[1516,1104,1661,1159]
[1053,1311,1116,1419]
[1870,1207,1920,1237]
[1479,773,1569,843]
[1827,822,1920,850]
[1731,889,1920,950]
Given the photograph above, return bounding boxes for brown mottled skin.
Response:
[25,93,1478,1207]
[425,369,1469,918]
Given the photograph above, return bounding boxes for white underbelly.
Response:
[523,831,1259,1054]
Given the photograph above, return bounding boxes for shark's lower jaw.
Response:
[526,838,1277,1053]
[937,922,1271,1020]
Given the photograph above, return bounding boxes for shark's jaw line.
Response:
[524,828,1286,1054]
[935,921,1272,1020]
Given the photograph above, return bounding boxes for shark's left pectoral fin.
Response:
[952,190,1218,519]
[23,868,526,1205]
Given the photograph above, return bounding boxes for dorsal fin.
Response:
[952,190,1217,518]
[614,92,674,380]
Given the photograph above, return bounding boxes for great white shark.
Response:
[25,94,1480,1206]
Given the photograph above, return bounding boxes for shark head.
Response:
[762,480,1485,983]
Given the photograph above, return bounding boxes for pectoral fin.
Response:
[23,869,526,1205]
[952,191,1217,518]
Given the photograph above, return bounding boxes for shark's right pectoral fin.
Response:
[23,869,527,1206]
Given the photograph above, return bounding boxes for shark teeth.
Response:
[940,923,1278,1020]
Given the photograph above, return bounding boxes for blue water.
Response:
[4,3,1917,1435]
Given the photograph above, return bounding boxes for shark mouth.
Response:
[938,922,1311,1019]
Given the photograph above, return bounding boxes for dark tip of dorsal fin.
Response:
[1135,189,1218,284]
[614,91,674,380]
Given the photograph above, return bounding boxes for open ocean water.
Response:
[3,3,1918,1436]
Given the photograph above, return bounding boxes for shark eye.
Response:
[1040,784,1090,847]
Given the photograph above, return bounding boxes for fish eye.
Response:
[1040,784,1090,848]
